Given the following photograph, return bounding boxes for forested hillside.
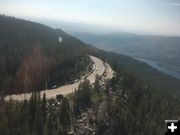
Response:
[88,47,180,96]
[0,15,91,94]
[1,57,179,135]
[0,15,180,135]
[94,67,180,135]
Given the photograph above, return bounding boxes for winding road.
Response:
[5,56,114,101]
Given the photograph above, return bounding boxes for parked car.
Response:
[51,85,58,89]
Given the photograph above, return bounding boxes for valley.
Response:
[70,32,180,80]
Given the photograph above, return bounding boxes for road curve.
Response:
[5,56,113,101]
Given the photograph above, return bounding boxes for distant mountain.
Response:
[70,32,180,66]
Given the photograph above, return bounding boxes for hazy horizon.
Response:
[0,0,180,36]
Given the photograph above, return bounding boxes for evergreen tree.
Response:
[41,92,47,124]
[59,97,71,135]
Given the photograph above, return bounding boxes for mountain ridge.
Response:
[0,15,180,96]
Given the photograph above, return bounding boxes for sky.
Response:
[0,0,180,36]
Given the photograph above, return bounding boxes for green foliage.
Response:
[0,15,91,94]
[91,76,105,105]
[95,71,180,135]
[73,76,105,121]
[59,97,71,134]
[1,15,180,135]
[73,80,92,115]
[0,92,71,135]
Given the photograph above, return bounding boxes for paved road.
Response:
[5,56,113,101]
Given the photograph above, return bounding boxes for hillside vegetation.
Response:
[0,16,180,135]
[0,15,91,94]
[0,59,179,135]
[1,15,180,96]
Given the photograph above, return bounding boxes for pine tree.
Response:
[41,92,47,124]
[59,97,71,135]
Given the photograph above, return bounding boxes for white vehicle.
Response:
[51,85,57,89]
[74,79,79,83]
